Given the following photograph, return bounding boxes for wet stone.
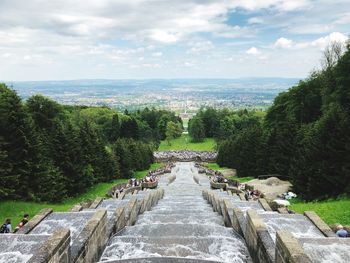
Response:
[99,162,252,263]
[30,211,94,242]
[0,234,49,263]
[299,237,350,263]
[259,213,324,242]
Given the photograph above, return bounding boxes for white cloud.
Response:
[2,53,12,58]
[0,0,349,80]
[187,41,214,54]
[274,37,294,48]
[246,47,261,55]
[150,30,178,43]
[311,32,348,48]
[247,17,264,25]
[151,52,163,57]
[274,32,348,50]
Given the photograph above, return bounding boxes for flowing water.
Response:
[259,213,324,242]
[30,211,94,243]
[299,238,350,263]
[100,162,252,262]
[0,234,49,263]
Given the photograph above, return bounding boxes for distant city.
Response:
[6,78,299,113]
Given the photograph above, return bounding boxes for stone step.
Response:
[120,223,233,238]
[98,257,223,263]
[136,213,224,226]
[101,236,251,262]
[150,207,214,214]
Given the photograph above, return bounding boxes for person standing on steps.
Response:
[0,219,12,233]
[13,214,29,233]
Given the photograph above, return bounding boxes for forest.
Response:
[189,43,350,200]
[0,88,182,203]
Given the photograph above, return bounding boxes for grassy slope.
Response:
[206,163,255,183]
[158,134,216,151]
[290,197,350,225]
[0,163,162,227]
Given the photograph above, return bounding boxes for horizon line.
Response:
[2,76,302,83]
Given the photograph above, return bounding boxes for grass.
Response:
[226,176,255,183]
[205,163,254,183]
[158,134,216,151]
[290,197,350,225]
[0,163,163,227]
[206,163,227,170]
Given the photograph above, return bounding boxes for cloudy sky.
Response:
[0,0,349,80]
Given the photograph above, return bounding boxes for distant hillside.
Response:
[3,78,299,110]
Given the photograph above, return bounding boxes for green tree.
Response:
[165,121,183,145]
[0,84,31,200]
[188,117,205,142]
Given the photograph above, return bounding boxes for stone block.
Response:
[118,192,126,200]
[115,207,126,233]
[223,199,233,227]
[202,190,208,201]
[127,198,138,226]
[212,193,219,213]
[238,193,246,200]
[245,210,274,263]
[71,205,83,212]
[277,207,289,214]
[17,208,53,234]
[89,197,103,209]
[304,211,336,237]
[72,209,108,263]
[232,206,245,236]
[28,229,71,263]
[275,230,312,263]
[258,198,272,211]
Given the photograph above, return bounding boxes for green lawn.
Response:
[205,163,254,183]
[206,163,229,170]
[158,134,216,151]
[290,197,350,225]
[226,176,255,183]
[0,163,163,227]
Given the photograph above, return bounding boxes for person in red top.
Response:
[13,214,29,233]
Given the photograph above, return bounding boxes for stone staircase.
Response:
[98,162,252,263]
[203,187,350,263]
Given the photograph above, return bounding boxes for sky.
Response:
[0,0,349,81]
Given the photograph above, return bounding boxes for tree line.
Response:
[189,43,350,200]
[0,87,182,202]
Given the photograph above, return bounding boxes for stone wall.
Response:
[126,197,138,226]
[114,207,126,234]
[71,209,108,263]
[89,197,103,209]
[245,210,275,263]
[17,208,53,234]
[304,211,336,237]
[27,229,71,263]
[275,231,312,263]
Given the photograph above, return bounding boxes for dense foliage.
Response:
[191,44,350,200]
[0,87,182,202]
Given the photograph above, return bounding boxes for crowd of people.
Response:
[0,214,29,234]
[154,151,217,162]
[244,188,263,201]
[195,162,240,187]
[108,162,175,198]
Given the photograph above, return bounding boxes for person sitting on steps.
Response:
[13,214,29,233]
[336,224,349,238]
[0,219,11,234]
